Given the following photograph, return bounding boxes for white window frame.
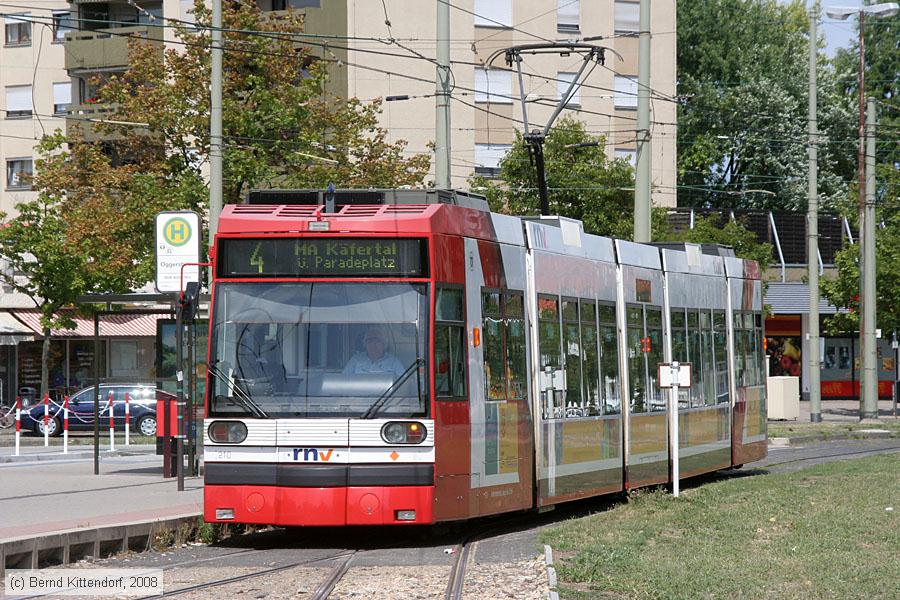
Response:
[614,75,638,109]
[474,68,512,104]
[557,72,581,106]
[4,14,31,47]
[557,0,580,33]
[6,85,33,119]
[614,1,640,33]
[53,82,71,115]
[474,0,511,28]
[52,11,72,43]
[6,158,33,190]
[474,144,512,177]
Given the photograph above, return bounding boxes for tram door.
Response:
[625,302,668,487]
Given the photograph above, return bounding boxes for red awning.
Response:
[11,311,163,338]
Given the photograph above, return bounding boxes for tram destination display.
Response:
[218,238,428,277]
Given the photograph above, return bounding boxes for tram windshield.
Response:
[209,282,429,419]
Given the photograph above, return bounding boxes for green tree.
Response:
[820,12,898,334]
[471,117,636,239]
[677,0,856,210]
[664,215,773,270]
[12,0,431,396]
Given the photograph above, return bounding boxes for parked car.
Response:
[22,385,175,437]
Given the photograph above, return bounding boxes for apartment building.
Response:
[294,0,678,207]
[0,2,71,218]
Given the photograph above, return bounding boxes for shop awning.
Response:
[0,311,35,345]
[10,311,163,338]
[765,282,844,315]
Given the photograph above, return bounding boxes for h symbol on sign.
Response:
[170,222,186,239]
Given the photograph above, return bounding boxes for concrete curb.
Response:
[0,448,156,464]
[769,429,899,446]
[0,513,202,579]
[543,544,559,600]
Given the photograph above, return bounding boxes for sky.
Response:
[820,2,860,56]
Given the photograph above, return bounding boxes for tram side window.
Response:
[732,311,745,388]
[436,287,466,399]
[482,291,505,400]
[539,295,563,417]
[581,301,601,415]
[713,310,729,404]
[627,305,647,413]
[562,299,584,414]
[700,310,716,406]
[647,307,664,412]
[688,310,703,407]
[505,292,527,399]
[671,309,689,408]
[599,304,620,414]
[754,312,765,386]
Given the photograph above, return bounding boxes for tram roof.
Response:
[217,203,523,245]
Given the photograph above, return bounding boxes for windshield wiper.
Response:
[361,358,425,419]
[208,362,268,418]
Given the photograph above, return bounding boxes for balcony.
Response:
[64,25,163,72]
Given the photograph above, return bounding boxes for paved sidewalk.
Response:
[776,399,899,423]
[0,454,201,543]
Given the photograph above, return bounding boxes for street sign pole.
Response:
[670,364,680,498]
[659,361,692,498]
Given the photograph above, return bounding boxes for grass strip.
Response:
[768,420,900,439]
[541,454,899,599]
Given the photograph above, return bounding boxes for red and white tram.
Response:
[203,190,766,526]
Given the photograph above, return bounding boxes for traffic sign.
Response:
[155,211,201,293]
[658,361,692,389]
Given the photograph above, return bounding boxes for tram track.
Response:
[756,443,900,472]
[443,538,473,600]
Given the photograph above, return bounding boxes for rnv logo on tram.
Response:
[291,448,335,462]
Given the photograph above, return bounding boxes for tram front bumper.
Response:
[204,483,434,526]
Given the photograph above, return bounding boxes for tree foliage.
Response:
[677,0,856,211]
[820,13,899,333]
[4,0,430,395]
[471,117,636,239]
[663,215,773,271]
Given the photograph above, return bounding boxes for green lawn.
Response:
[541,454,899,599]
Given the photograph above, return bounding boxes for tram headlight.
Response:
[208,421,248,444]
[381,421,427,445]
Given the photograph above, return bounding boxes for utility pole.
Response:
[435,0,451,189]
[861,97,878,420]
[633,0,651,242]
[209,0,223,275]
[807,3,821,422]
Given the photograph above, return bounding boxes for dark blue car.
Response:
[23,384,174,437]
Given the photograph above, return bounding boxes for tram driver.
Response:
[342,326,406,378]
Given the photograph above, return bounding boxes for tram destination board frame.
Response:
[217,237,429,278]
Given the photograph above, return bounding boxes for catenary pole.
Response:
[862,97,878,420]
[808,3,821,422]
[435,0,451,189]
[856,10,867,419]
[209,0,223,283]
[633,0,651,242]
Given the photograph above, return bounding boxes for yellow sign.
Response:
[163,217,192,247]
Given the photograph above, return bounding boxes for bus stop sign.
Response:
[155,211,201,293]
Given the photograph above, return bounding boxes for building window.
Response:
[5,85,32,118]
[474,0,511,28]
[6,158,33,190]
[614,1,640,33]
[5,14,30,46]
[53,82,71,115]
[615,148,636,168]
[614,75,638,109]
[474,68,512,104]
[474,144,511,177]
[557,72,580,106]
[557,0,579,33]
[52,11,73,42]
